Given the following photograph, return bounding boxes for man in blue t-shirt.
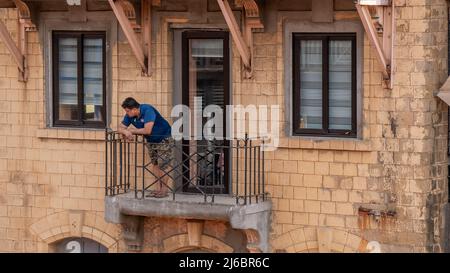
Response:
[118,97,173,198]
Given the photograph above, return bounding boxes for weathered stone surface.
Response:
[0,0,448,253]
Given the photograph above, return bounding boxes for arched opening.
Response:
[175,247,215,253]
[51,237,108,253]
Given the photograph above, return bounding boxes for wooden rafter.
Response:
[108,0,160,76]
[355,1,395,89]
[0,0,36,82]
[0,20,24,72]
[356,5,388,76]
[217,0,251,68]
[108,0,147,74]
[217,0,264,78]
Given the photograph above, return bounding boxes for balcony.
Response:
[104,131,272,252]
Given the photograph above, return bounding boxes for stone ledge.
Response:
[105,192,272,252]
[36,128,105,141]
[278,138,372,152]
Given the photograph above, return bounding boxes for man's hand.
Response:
[117,121,154,141]
[118,123,134,141]
[122,129,134,141]
[128,122,154,136]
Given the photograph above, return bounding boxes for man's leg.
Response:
[146,143,165,196]
[155,138,174,196]
[154,164,169,195]
[147,138,173,197]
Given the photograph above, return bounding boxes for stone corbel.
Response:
[229,202,272,253]
[355,0,395,89]
[237,0,264,78]
[120,215,144,251]
[16,0,37,81]
[13,0,36,32]
[118,0,141,32]
[242,229,262,253]
[217,0,264,79]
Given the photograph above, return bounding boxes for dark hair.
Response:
[121,97,140,109]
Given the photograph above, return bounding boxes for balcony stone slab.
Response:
[105,192,272,252]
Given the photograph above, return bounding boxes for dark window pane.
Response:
[188,38,225,136]
[329,40,352,130]
[188,38,225,189]
[83,38,104,122]
[53,32,106,128]
[293,33,356,137]
[299,40,322,129]
[58,37,78,121]
[189,39,224,107]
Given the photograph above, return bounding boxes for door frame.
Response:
[180,30,231,194]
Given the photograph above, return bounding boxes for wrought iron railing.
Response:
[105,130,267,205]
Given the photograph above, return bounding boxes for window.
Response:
[52,31,106,128]
[53,237,108,253]
[293,33,356,137]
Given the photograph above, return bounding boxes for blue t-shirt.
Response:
[122,104,171,143]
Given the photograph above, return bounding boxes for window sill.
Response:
[36,128,105,141]
[278,136,372,152]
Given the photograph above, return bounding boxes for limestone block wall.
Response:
[0,0,448,253]
[267,0,449,253]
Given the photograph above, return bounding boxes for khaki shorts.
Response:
[146,137,174,170]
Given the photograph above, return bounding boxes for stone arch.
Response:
[174,246,215,253]
[162,234,234,253]
[272,227,368,253]
[29,210,121,253]
[49,237,109,253]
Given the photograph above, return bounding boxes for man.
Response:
[118,97,173,198]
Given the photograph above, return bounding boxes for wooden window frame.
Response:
[293,33,357,138]
[52,31,106,129]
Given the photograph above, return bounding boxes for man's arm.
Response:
[117,123,133,139]
[128,122,154,136]
[128,107,156,136]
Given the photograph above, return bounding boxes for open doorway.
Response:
[180,30,231,194]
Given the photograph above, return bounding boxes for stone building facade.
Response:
[0,0,448,253]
